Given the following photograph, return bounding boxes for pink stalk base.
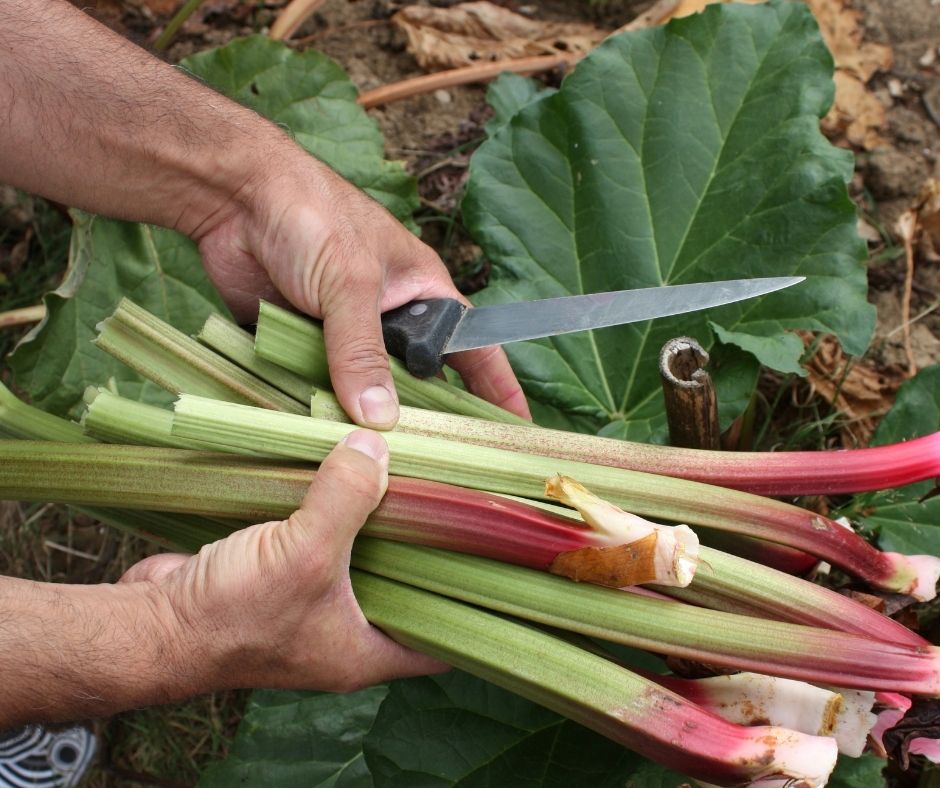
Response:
[909,738,940,763]
[871,692,911,757]
[611,712,838,787]
[651,673,876,758]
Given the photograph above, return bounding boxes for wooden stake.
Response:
[659,337,720,450]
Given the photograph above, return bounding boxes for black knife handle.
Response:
[381,298,467,378]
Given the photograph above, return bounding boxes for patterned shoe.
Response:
[0,725,96,788]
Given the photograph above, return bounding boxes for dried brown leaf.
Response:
[822,70,889,149]
[805,0,892,81]
[914,178,940,263]
[392,2,607,71]
[800,332,902,445]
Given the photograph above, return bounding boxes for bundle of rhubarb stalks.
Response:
[2,298,939,787]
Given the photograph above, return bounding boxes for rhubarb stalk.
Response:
[309,390,940,496]
[0,438,925,646]
[523,496,928,647]
[351,538,940,695]
[255,300,528,423]
[352,569,839,787]
[651,673,876,758]
[195,314,313,404]
[171,396,940,600]
[0,440,688,588]
[95,299,307,414]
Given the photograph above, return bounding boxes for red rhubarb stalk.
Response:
[353,570,840,787]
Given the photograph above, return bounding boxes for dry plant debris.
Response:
[912,178,940,263]
[800,332,902,445]
[806,0,892,149]
[392,1,608,71]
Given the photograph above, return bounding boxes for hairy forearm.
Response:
[0,0,295,237]
[0,575,197,727]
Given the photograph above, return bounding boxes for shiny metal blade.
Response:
[444,276,804,353]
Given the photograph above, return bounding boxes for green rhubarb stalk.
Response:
[81,388,214,450]
[525,489,928,648]
[255,300,528,423]
[540,628,875,755]
[195,313,313,404]
[95,299,307,415]
[0,382,91,443]
[352,570,838,787]
[351,538,940,696]
[171,395,940,601]
[0,383,235,551]
[0,435,922,647]
[311,389,940,497]
[0,441,308,521]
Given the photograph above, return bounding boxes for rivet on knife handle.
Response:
[381,298,467,378]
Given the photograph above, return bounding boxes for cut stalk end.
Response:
[545,474,699,587]
[886,552,940,601]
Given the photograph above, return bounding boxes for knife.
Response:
[381,276,803,377]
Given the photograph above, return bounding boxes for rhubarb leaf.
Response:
[827,753,885,788]
[463,0,872,441]
[364,671,643,787]
[709,322,806,377]
[9,213,227,418]
[484,73,556,137]
[10,36,417,418]
[623,762,690,788]
[854,365,940,558]
[182,36,418,227]
[199,687,386,788]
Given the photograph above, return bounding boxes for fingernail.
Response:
[358,385,398,428]
[343,429,389,467]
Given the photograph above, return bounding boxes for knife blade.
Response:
[381,276,803,378]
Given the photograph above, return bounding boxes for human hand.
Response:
[120,430,444,693]
[194,150,531,429]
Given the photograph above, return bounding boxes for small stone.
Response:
[888,78,904,98]
[433,89,452,105]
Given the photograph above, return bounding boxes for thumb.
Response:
[285,429,390,559]
[322,278,399,430]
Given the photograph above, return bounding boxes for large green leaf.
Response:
[852,365,940,559]
[363,672,643,787]
[182,36,418,226]
[827,753,885,788]
[463,0,873,442]
[9,213,227,418]
[10,37,418,417]
[199,687,387,788]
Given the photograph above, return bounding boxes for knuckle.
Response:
[329,334,389,375]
